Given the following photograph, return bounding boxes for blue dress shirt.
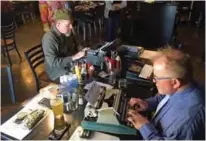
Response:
[139,83,205,140]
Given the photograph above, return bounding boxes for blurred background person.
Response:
[104,0,127,42]
[39,0,71,32]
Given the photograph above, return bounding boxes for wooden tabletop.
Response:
[140,49,160,62]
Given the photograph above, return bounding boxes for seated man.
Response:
[42,9,87,82]
[127,47,205,140]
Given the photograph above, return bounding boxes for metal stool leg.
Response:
[77,24,80,37]
[88,24,92,39]
[83,23,86,41]
[93,22,97,35]
[98,19,102,32]
[30,13,35,24]
[21,14,26,25]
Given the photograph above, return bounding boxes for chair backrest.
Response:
[24,44,44,91]
[1,22,16,41]
[1,65,16,106]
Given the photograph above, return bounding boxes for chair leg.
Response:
[14,43,22,61]
[5,46,12,65]
[88,24,92,39]
[77,25,80,37]
[2,46,6,57]
[30,13,35,24]
[99,19,102,32]
[83,23,86,41]
[21,14,26,25]
[36,80,40,93]
[93,22,97,35]
[13,18,18,29]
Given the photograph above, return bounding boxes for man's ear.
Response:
[56,21,60,27]
[172,78,181,89]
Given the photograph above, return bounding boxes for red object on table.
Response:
[115,55,121,70]
[108,58,116,70]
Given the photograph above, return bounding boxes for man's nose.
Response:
[69,24,73,29]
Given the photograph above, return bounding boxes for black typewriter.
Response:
[81,87,137,135]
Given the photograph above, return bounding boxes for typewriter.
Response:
[81,82,137,136]
[125,59,153,88]
[85,40,118,67]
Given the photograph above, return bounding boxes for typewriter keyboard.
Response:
[139,64,153,79]
[117,95,134,128]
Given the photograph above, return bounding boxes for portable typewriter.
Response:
[81,82,137,136]
[85,40,118,67]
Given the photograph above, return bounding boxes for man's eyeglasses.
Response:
[153,76,174,82]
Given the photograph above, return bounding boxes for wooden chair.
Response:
[1,22,22,65]
[24,44,54,92]
[74,8,97,42]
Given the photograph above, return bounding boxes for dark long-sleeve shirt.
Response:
[42,26,80,80]
[140,83,205,140]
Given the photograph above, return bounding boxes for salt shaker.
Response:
[79,95,83,105]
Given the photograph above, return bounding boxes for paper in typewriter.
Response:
[97,108,120,125]
[84,81,113,105]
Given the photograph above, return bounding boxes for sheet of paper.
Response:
[97,108,120,125]
[104,89,120,100]
[84,82,102,105]
[84,81,113,90]
[98,71,109,78]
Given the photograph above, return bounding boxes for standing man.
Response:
[42,9,87,82]
[127,47,205,140]
[104,0,127,42]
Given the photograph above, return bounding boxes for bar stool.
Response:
[75,10,96,42]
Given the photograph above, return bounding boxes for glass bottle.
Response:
[77,84,84,105]
[70,61,75,74]
[50,97,66,131]
[72,89,79,110]
[74,62,82,84]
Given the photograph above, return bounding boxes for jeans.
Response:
[104,15,120,42]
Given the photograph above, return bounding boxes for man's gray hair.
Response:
[157,46,193,81]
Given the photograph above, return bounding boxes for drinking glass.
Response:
[50,97,66,131]
[118,79,127,89]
